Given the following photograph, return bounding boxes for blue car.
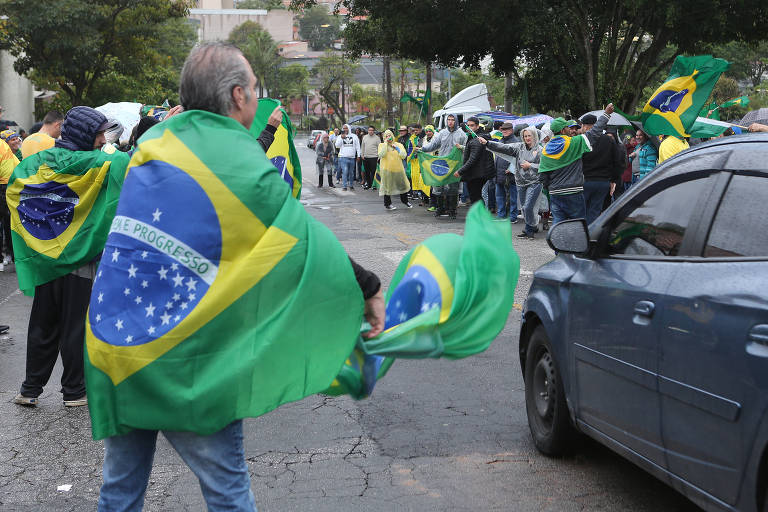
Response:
[520,134,768,512]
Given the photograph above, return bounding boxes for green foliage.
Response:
[274,64,310,101]
[235,0,284,9]
[711,40,768,88]
[0,0,192,105]
[312,51,360,124]
[350,84,385,123]
[298,6,341,51]
[229,21,281,97]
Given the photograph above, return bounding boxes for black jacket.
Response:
[457,134,495,181]
[55,106,108,151]
[582,133,625,182]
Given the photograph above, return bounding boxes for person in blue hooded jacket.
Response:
[13,106,122,409]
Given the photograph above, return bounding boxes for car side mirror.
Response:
[547,219,590,254]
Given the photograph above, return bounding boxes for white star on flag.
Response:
[152,208,163,222]
[95,314,102,322]
[160,312,171,325]
[398,311,408,322]
[172,293,180,301]
[98,292,104,303]
[188,293,196,301]
[141,280,149,289]
[111,248,120,262]
[172,273,184,287]
[145,303,156,317]
[148,326,156,335]
[125,335,133,343]
[171,263,178,271]
[165,301,173,309]
[134,296,142,304]
[180,302,188,310]
[158,266,168,280]
[174,315,181,322]
[185,278,197,291]
[421,303,431,312]
[123,288,131,296]
[115,319,124,331]
[141,251,148,259]
[128,264,138,278]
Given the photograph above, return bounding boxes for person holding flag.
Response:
[89,43,385,511]
[10,106,129,408]
[538,104,613,226]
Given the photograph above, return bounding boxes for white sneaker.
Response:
[385,205,397,210]
[0,263,5,272]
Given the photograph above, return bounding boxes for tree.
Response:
[298,5,341,51]
[312,50,359,125]
[350,84,385,122]
[274,64,310,101]
[0,0,192,105]
[236,0,283,9]
[228,21,281,97]
[712,40,768,88]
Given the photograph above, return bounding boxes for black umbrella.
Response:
[741,108,768,127]
[630,121,660,150]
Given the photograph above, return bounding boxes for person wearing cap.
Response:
[491,121,520,222]
[12,106,128,409]
[0,129,23,160]
[579,113,625,225]
[538,103,614,227]
[21,110,63,159]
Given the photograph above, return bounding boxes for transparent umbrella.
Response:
[741,108,768,126]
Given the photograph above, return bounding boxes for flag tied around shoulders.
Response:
[418,146,463,187]
[250,98,302,199]
[325,205,519,399]
[641,55,730,137]
[85,110,362,440]
[6,148,129,295]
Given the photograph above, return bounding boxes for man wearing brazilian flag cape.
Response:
[88,43,385,511]
[539,103,614,226]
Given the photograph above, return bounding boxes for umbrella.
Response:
[580,110,631,127]
[741,108,768,127]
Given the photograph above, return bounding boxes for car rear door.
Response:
[658,167,768,506]
[567,168,722,468]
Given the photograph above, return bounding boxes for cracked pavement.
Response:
[0,144,700,511]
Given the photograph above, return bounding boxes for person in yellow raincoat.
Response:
[408,132,431,206]
[378,129,412,210]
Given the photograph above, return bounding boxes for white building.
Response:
[0,51,34,130]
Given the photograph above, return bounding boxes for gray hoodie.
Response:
[486,127,541,187]
[421,123,467,156]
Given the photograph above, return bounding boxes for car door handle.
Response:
[633,301,655,317]
[748,325,768,346]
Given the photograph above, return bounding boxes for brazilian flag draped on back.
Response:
[418,146,463,187]
[85,110,361,439]
[325,205,519,399]
[250,98,302,199]
[6,148,129,295]
[641,55,730,137]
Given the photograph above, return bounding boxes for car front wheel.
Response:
[524,325,575,455]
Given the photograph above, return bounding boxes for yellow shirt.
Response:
[658,136,689,164]
[0,139,19,184]
[21,132,55,159]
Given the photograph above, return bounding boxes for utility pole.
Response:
[425,63,432,119]
[384,56,393,127]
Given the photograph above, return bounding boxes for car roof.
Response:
[643,133,768,185]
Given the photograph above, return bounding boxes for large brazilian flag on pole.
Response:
[85,110,362,439]
[641,55,730,137]
[6,148,129,295]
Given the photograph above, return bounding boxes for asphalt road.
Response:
[0,143,701,511]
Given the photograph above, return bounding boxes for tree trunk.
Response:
[425,63,432,119]
[384,56,393,127]
[504,73,514,113]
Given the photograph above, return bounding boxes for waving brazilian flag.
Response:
[85,110,361,439]
[641,55,730,137]
[250,98,302,199]
[418,146,463,187]
[325,205,520,399]
[6,148,129,295]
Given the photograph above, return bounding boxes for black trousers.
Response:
[20,273,93,400]
[0,184,11,259]
[384,193,409,207]
[363,157,377,187]
[466,178,485,204]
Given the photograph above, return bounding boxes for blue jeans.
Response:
[98,420,255,512]
[495,181,519,219]
[339,157,355,188]
[583,180,610,225]
[517,183,542,235]
[549,192,586,227]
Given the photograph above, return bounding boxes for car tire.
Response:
[524,325,575,456]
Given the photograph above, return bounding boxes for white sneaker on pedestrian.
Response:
[13,394,37,407]
[64,395,87,407]
[406,203,413,208]
[385,205,397,210]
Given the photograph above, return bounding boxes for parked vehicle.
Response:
[307,130,324,149]
[520,134,768,512]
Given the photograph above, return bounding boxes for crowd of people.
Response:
[314,110,768,238]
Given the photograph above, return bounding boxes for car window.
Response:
[606,174,715,257]
[704,174,768,257]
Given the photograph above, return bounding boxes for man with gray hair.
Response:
[95,42,385,512]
